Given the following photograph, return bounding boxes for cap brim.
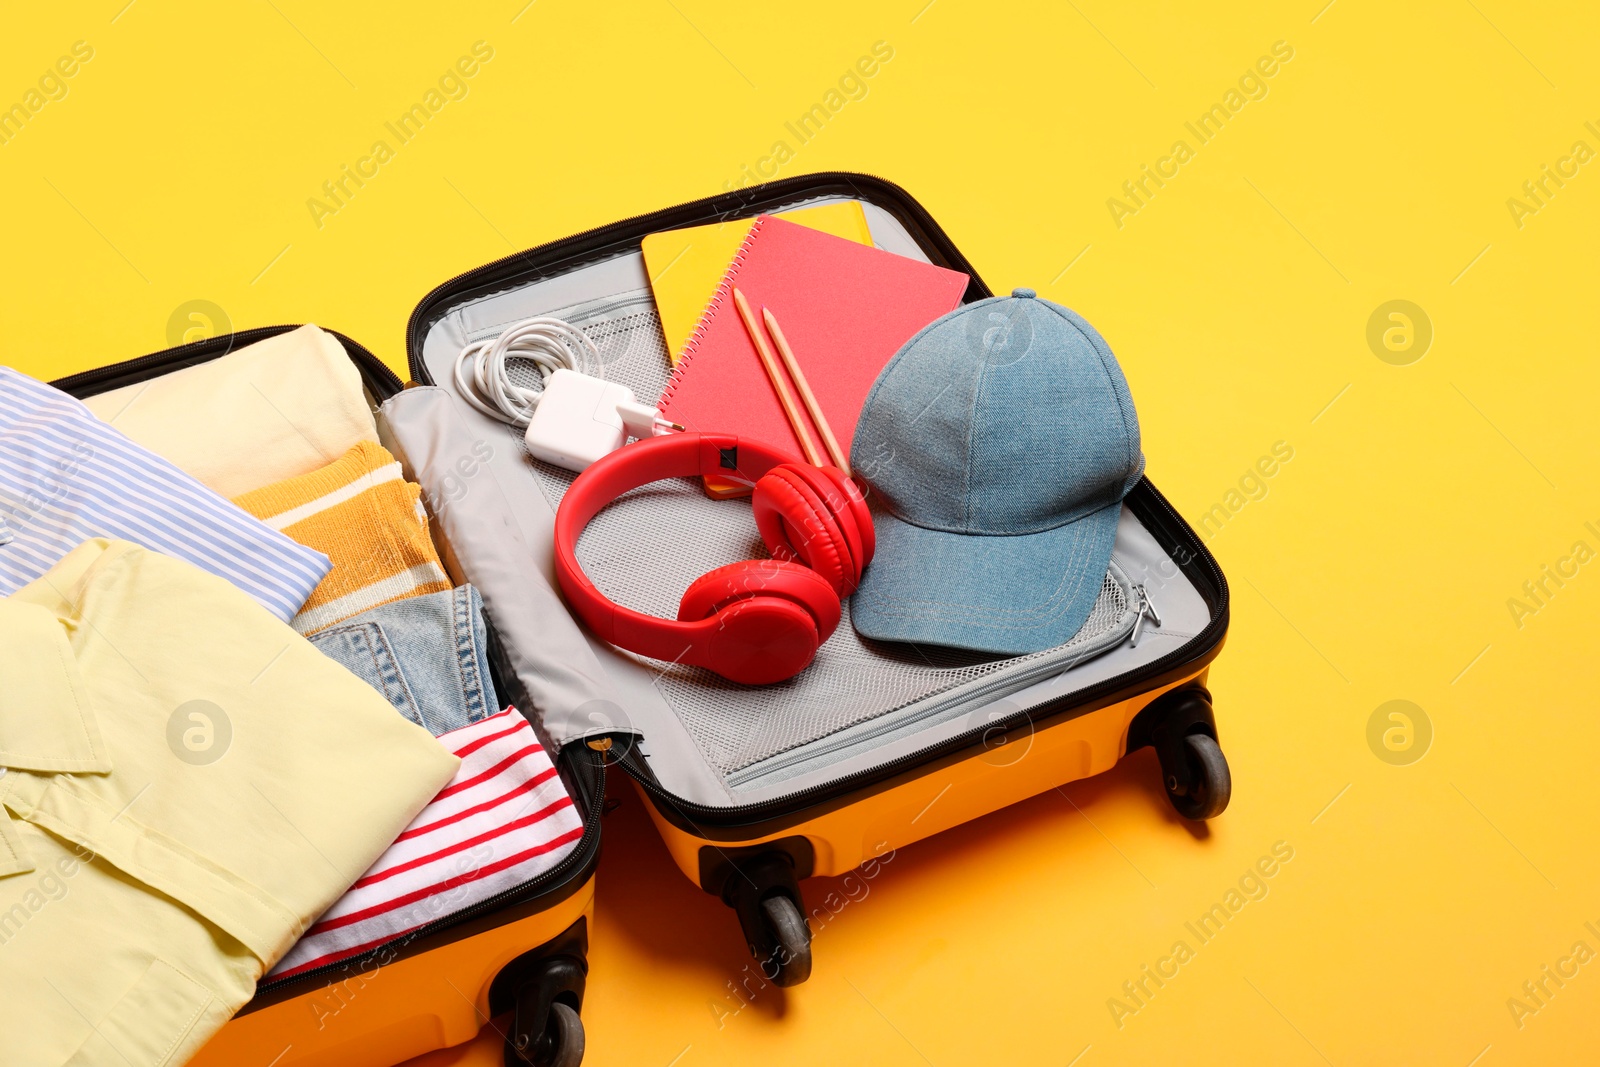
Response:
[850,503,1120,655]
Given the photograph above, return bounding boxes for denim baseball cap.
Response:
[849,288,1143,655]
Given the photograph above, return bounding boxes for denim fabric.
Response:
[311,584,501,736]
[849,288,1143,655]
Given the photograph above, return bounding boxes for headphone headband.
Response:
[553,434,803,658]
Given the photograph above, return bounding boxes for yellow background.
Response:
[5,2,1598,1064]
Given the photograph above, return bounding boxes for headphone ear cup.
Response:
[781,463,874,579]
[678,560,841,642]
[818,466,875,565]
[751,467,854,595]
[677,561,841,683]
[752,463,876,598]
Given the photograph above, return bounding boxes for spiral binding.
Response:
[657,215,770,410]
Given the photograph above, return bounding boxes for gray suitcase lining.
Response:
[382,196,1209,809]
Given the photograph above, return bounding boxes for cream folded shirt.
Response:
[81,325,380,499]
[0,539,459,1067]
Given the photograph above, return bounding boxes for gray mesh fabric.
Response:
[512,300,1133,779]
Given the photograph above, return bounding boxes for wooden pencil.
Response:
[731,286,825,466]
[761,306,851,475]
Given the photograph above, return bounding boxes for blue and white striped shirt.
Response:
[0,368,330,622]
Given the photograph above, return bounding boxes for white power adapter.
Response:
[523,368,679,472]
[451,316,681,472]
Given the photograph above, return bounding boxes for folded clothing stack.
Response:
[88,327,581,969]
[270,708,584,980]
[3,327,584,1026]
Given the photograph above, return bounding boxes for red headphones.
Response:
[553,433,874,685]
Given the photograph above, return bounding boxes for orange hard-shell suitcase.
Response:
[390,173,1231,987]
[53,330,603,1067]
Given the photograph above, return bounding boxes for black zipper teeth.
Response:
[50,326,404,399]
[257,749,605,994]
[617,482,1228,827]
[403,171,990,382]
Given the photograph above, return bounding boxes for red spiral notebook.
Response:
[656,215,970,486]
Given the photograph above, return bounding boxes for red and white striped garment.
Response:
[270,708,583,979]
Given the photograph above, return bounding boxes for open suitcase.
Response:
[385,172,1232,987]
[51,330,602,1067]
[44,171,1227,1067]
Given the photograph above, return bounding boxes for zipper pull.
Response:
[1131,585,1163,647]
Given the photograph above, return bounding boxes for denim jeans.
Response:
[311,584,501,736]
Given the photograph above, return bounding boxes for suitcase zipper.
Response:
[254,745,606,994]
[725,566,1141,790]
[1130,584,1162,647]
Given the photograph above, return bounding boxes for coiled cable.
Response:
[452,317,601,427]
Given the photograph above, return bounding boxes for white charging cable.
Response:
[453,317,602,427]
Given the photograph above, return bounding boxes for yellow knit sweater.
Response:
[232,440,451,633]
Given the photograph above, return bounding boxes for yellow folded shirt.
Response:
[82,324,379,498]
[233,440,452,634]
[0,539,459,1067]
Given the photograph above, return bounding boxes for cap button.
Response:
[1012,287,1036,299]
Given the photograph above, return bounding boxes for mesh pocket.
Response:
[514,300,1132,778]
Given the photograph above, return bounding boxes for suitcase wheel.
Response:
[712,849,814,986]
[503,951,587,1067]
[1160,732,1231,820]
[505,1000,584,1067]
[759,894,813,987]
[1126,687,1232,821]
